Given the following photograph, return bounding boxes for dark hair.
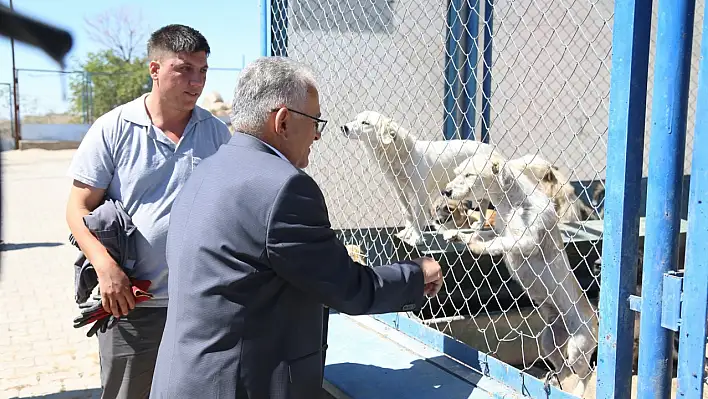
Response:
[147,24,210,59]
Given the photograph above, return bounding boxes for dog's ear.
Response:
[380,121,398,145]
[491,160,500,175]
[492,160,515,189]
[542,166,558,184]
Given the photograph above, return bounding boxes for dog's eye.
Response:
[465,173,473,178]
[361,121,371,126]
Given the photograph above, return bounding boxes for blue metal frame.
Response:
[371,312,576,398]
[595,0,652,398]
[636,0,695,397]
[460,0,479,141]
[261,0,288,57]
[676,1,708,395]
[272,0,288,57]
[480,0,493,144]
[260,0,271,57]
[443,0,465,140]
[443,0,493,143]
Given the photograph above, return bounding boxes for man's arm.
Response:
[66,181,109,265]
[265,172,441,315]
[66,182,136,318]
[65,121,135,318]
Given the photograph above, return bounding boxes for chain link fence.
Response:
[275,0,703,395]
[16,69,84,124]
[13,66,244,142]
[0,83,14,150]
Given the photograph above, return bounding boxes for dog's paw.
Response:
[395,226,410,239]
[470,220,485,230]
[448,231,486,253]
[441,230,460,242]
[466,239,486,254]
[395,227,424,246]
[544,370,562,391]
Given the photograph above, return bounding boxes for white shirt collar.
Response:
[257,139,290,163]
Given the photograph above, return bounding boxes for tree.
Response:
[68,7,151,122]
[84,7,149,63]
[69,50,150,121]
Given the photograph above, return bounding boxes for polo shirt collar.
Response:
[122,93,214,149]
[122,93,213,127]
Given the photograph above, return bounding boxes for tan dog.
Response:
[432,154,596,230]
[507,155,598,223]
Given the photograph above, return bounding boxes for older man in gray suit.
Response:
[149,56,443,399]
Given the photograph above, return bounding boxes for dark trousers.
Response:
[97,307,168,399]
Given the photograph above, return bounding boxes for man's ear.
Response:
[273,108,290,138]
[149,60,160,80]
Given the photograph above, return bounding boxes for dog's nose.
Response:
[441,189,452,198]
[340,125,349,135]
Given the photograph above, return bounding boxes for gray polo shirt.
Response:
[67,93,232,307]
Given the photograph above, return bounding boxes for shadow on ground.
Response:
[8,388,101,399]
[8,387,336,399]
[325,359,476,398]
[1,241,64,251]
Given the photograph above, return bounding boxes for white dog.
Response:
[341,110,501,246]
[442,153,598,396]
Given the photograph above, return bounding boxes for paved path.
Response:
[0,149,101,399]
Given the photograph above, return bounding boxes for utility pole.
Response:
[9,0,21,150]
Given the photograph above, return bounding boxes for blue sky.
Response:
[0,0,263,116]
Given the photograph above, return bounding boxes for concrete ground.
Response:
[0,149,101,399]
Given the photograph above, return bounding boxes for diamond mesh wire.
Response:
[0,83,13,149]
[274,0,702,394]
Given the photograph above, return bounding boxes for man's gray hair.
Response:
[230,56,318,135]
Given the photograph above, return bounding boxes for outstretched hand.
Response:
[413,257,443,297]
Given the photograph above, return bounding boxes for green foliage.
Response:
[69,50,150,122]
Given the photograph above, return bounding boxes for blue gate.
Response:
[598,0,708,398]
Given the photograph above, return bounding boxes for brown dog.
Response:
[431,195,496,230]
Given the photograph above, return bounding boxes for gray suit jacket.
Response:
[149,132,426,399]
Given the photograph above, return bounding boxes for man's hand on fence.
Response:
[414,257,443,298]
[94,256,136,317]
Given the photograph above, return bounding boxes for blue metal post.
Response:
[273,0,288,57]
[443,0,464,140]
[676,2,708,396]
[460,0,479,140]
[267,0,288,57]
[479,0,493,144]
[595,0,652,397]
[637,1,695,397]
[261,0,271,57]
